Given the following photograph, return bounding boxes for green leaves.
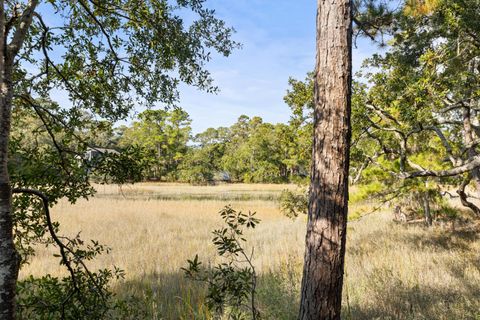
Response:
[183,206,260,319]
[9,0,239,317]
[346,0,480,214]
[17,0,239,116]
[119,108,191,181]
[279,188,309,219]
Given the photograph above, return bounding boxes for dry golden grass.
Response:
[19,183,480,319]
[344,215,480,320]
[21,197,303,276]
[95,183,298,202]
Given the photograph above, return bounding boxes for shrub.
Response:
[183,206,260,319]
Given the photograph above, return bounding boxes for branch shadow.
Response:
[345,275,480,320]
[112,269,303,320]
[344,222,480,320]
[404,229,479,252]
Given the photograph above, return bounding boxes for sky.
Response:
[177,0,379,134]
[40,1,381,134]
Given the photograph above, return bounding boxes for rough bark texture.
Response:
[0,183,18,320]
[422,194,432,227]
[0,70,18,320]
[0,0,17,313]
[462,107,480,193]
[298,1,352,319]
[0,2,38,316]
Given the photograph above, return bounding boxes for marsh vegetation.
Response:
[19,183,480,319]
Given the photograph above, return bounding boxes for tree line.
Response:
[89,106,312,185]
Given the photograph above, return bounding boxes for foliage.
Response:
[404,0,440,16]
[178,127,228,184]
[177,148,216,184]
[183,206,260,320]
[217,116,308,183]
[279,189,309,219]
[350,0,480,216]
[277,0,480,219]
[87,146,152,184]
[118,112,312,184]
[349,182,384,203]
[119,108,192,180]
[11,188,145,320]
[220,117,282,183]
[283,74,314,176]
[352,0,397,43]
[17,253,128,320]
[5,0,239,317]
[117,71,318,185]
[10,106,148,266]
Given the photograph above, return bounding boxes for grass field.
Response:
[19,183,480,319]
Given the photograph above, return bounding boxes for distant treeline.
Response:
[99,108,312,184]
[10,75,314,185]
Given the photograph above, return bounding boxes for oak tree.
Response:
[0,0,238,317]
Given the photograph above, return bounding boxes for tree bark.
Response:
[422,194,432,227]
[462,107,480,194]
[0,0,25,315]
[298,1,352,319]
[0,73,19,320]
[457,175,480,216]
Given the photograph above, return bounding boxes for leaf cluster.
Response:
[183,206,260,320]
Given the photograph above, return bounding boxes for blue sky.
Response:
[41,1,381,134]
[178,0,379,134]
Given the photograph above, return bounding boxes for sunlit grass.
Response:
[19,183,480,319]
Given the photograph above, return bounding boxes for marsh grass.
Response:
[95,183,297,202]
[19,183,480,319]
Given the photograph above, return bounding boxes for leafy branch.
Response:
[12,188,127,319]
[183,206,260,320]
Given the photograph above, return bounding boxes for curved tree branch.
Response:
[401,153,480,178]
[455,175,480,216]
[11,188,79,291]
[11,188,107,305]
[6,0,39,64]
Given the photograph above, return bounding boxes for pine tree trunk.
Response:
[298,1,352,319]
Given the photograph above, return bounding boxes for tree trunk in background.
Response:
[462,106,480,194]
[298,0,352,319]
[422,194,432,226]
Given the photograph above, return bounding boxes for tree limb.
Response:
[11,188,80,292]
[456,175,480,216]
[11,188,107,305]
[76,0,119,61]
[401,153,480,178]
[6,0,39,64]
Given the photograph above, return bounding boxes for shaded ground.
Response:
[113,215,480,319]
